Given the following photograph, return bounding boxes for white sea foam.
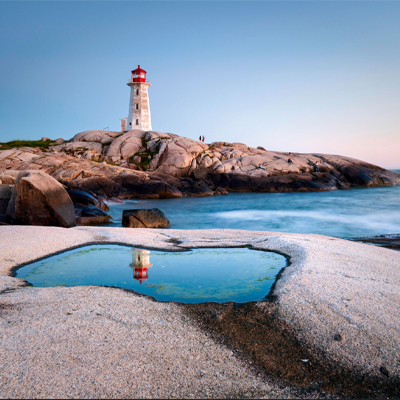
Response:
[214,210,400,234]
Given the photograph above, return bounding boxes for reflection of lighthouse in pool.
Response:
[130,249,153,284]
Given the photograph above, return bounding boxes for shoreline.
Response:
[1,226,399,398]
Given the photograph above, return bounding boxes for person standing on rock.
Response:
[315,161,320,172]
[202,136,205,143]
[199,135,201,142]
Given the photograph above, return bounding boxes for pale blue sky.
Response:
[1,1,399,168]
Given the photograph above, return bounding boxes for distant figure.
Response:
[258,164,265,170]
[202,135,205,143]
[199,135,201,141]
[287,158,292,163]
[315,161,320,172]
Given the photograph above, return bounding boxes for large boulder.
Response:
[154,137,207,177]
[122,208,171,228]
[6,170,76,227]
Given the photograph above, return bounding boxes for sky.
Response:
[0,1,399,168]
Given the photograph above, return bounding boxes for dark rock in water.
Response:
[68,189,109,211]
[122,208,171,228]
[7,170,75,227]
[76,215,111,225]
[170,177,215,197]
[249,173,334,193]
[352,234,400,251]
[189,182,214,197]
[81,204,110,217]
[75,204,112,225]
[214,186,229,195]
[212,173,230,189]
[229,174,251,191]
[140,181,182,199]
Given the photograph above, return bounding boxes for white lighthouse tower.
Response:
[120,65,152,132]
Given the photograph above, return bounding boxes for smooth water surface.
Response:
[16,245,287,303]
[106,184,400,238]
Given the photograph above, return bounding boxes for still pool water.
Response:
[105,184,400,238]
[15,245,287,303]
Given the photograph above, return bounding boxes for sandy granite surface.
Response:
[0,226,399,398]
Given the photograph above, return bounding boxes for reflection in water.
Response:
[130,249,153,284]
[16,245,287,303]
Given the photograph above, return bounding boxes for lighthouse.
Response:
[130,249,153,284]
[120,65,152,132]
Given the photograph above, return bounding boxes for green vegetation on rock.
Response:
[0,139,55,150]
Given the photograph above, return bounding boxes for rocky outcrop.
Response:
[6,170,76,227]
[122,209,171,228]
[57,130,207,176]
[1,130,399,199]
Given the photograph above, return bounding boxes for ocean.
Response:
[106,173,400,239]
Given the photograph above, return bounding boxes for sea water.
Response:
[106,184,400,238]
[15,245,287,303]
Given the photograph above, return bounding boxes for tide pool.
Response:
[15,245,287,303]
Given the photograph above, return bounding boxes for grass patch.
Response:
[129,150,158,169]
[0,139,55,150]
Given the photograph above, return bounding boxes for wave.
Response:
[214,210,400,234]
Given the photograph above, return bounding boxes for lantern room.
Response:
[133,266,149,284]
[131,65,147,83]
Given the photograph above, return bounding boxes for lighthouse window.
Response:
[136,119,139,125]
[136,89,139,95]
[135,104,139,110]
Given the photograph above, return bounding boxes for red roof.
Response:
[132,65,147,74]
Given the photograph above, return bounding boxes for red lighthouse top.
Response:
[133,266,149,284]
[131,65,147,83]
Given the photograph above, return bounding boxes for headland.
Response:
[1,129,399,200]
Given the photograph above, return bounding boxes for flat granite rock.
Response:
[0,226,399,398]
